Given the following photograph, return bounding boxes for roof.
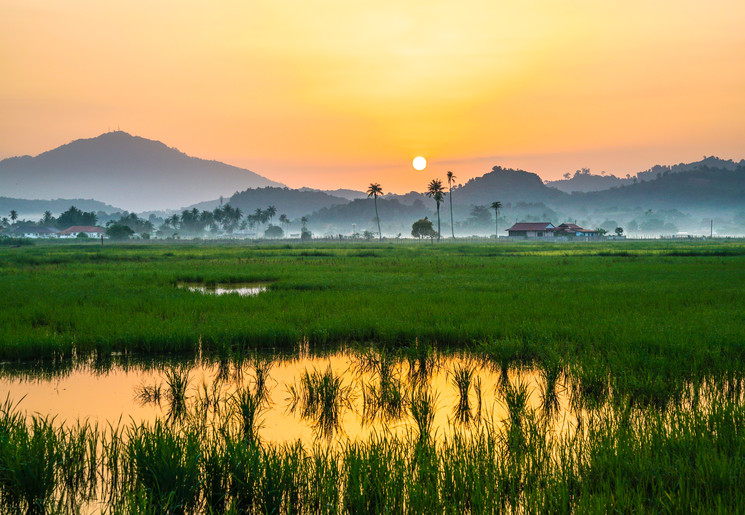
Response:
[59,226,104,235]
[9,225,60,235]
[556,223,583,230]
[505,222,555,232]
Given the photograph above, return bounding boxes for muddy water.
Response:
[0,350,574,445]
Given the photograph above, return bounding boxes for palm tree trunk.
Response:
[495,215,498,240]
[436,204,441,242]
[375,196,382,240]
[449,193,455,239]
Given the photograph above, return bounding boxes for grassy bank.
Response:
[2,240,745,386]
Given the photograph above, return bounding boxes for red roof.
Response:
[505,222,555,232]
[60,226,104,235]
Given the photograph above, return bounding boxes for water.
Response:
[178,282,268,296]
[0,349,574,445]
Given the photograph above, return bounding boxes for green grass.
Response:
[3,240,745,387]
[2,239,745,511]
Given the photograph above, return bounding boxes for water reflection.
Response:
[178,282,268,296]
[0,349,577,446]
[5,347,741,447]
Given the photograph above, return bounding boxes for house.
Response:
[59,226,106,238]
[552,223,599,238]
[505,222,555,238]
[7,225,61,239]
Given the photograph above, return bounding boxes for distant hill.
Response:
[229,187,350,220]
[454,166,566,205]
[546,170,631,193]
[572,164,745,213]
[299,187,367,201]
[0,131,284,212]
[0,197,122,220]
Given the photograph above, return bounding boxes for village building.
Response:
[505,222,555,238]
[58,226,106,238]
[6,225,61,239]
[505,222,601,239]
[552,223,600,238]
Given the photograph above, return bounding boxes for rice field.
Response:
[1,239,745,512]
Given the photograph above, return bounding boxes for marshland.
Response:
[1,240,745,512]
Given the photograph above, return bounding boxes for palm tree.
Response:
[446,171,456,239]
[366,183,384,240]
[9,210,18,224]
[490,201,502,240]
[426,179,446,242]
[266,205,277,224]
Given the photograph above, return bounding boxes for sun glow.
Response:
[413,156,427,171]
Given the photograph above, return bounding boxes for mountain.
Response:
[453,166,565,205]
[572,164,745,213]
[0,131,284,212]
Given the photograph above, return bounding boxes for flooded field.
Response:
[177,282,269,296]
[0,347,573,446]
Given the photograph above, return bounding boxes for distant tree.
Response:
[425,179,445,242]
[301,216,309,229]
[563,172,571,179]
[266,205,277,224]
[363,230,374,241]
[367,183,384,241]
[9,210,17,223]
[595,227,608,236]
[446,171,456,239]
[41,211,55,226]
[301,227,312,241]
[490,201,503,239]
[468,205,492,226]
[106,224,134,240]
[411,217,436,240]
[57,206,97,229]
[264,224,283,238]
[279,214,289,230]
[76,232,89,239]
[615,227,624,237]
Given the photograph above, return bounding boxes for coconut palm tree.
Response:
[490,201,502,239]
[426,179,446,242]
[366,183,384,240]
[266,205,277,225]
[9,210,18,224]
[446,171,456,239]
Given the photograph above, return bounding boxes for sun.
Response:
[412,156,427,171]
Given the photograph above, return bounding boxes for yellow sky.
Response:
[2,0,744,192]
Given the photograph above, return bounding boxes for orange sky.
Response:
[2,0,744,192]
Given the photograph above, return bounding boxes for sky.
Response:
[2,0,744,193]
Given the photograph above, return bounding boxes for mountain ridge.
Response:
[0,131,284,212]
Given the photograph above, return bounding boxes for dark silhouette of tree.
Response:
[105,224,134,240]
[279,214,289,230]
[266,205,277,224]
[264,225,283,238]
[490,201,502,239]
[426,179,446,242]
[57,206,97,229]
[367,183,384,240]
[9,210,17,223]
[615,227,624,236]
[41,211,55,225]
[446,171,456,239]
[301,216,308,228]
[411,217,436,240]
